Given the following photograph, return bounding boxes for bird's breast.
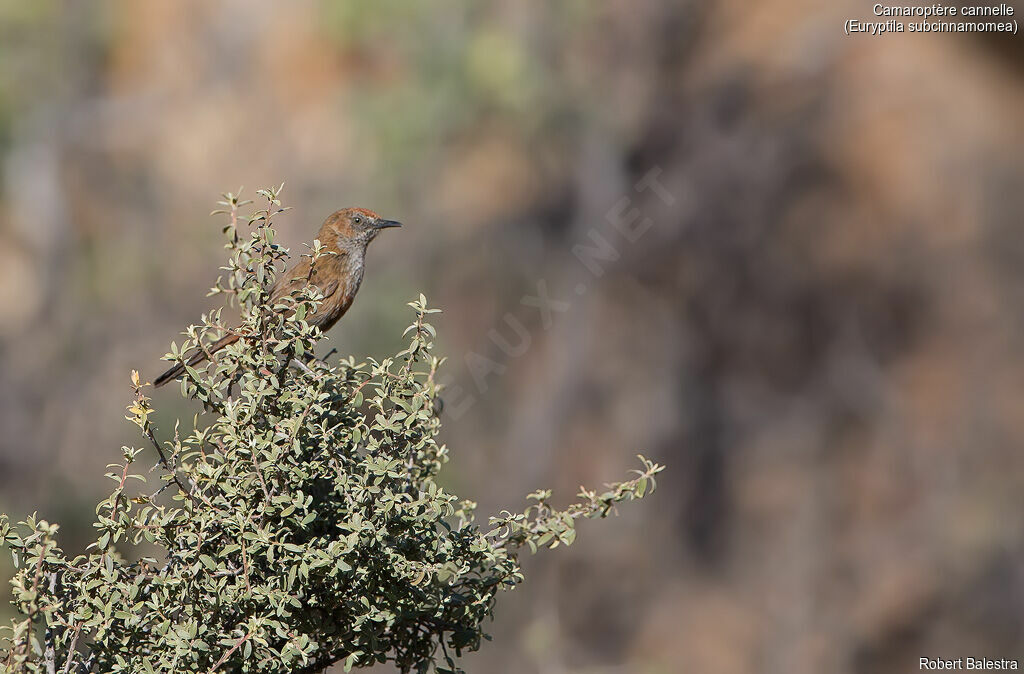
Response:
[312,254,365,330]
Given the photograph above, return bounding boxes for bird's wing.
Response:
[317,278,340,300]
[270,263,339,302]
[270,274,340,305]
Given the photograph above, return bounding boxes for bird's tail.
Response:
[153,333,240,388]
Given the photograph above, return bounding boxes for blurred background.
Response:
[1,1,1023,672]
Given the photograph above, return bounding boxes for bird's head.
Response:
[321,207,402,252]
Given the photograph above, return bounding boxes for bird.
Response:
[153,207,401,387]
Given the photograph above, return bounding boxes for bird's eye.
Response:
[353,215,362,225]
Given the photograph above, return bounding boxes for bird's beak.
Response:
[376,219,402,229]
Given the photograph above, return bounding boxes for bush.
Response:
[0,187,664,673]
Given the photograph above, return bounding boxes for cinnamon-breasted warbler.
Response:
[154,207,400,387]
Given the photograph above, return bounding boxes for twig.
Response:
[206,631,251,673]
[289,358,316,378]
[240,534,252,596]
[144,428,199,507]
[61,625,82,674]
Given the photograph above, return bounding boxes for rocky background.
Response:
[1,1,1022,672]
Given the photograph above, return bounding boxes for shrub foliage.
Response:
[0,187,664,673]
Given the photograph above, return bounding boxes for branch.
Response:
[144,428,200,507]
[206,632,251,674]
[61,625,82,674]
